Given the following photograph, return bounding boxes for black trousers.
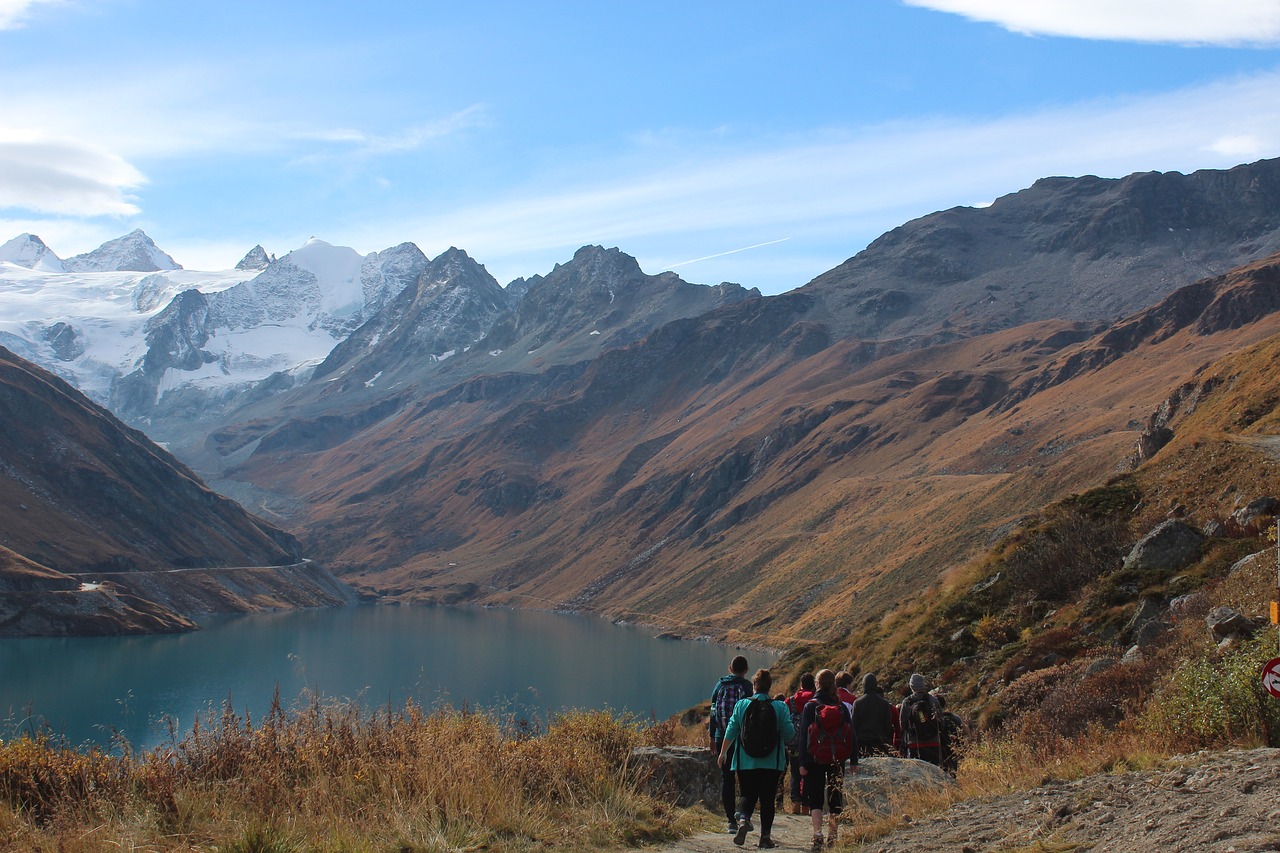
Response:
[717,741,737,822]
[737,768,781,837]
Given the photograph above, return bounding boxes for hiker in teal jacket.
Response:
[718,669,794,849]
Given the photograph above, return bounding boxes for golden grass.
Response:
[0,696,689,852]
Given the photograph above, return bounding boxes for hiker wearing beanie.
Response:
[798,668,857,848]
[851,672,896,757]
[899,673,944,766]
[710,655,754,834]
[718,669,793,849]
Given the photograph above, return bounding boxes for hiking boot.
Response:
[828,821,839,846]
[727,820,739,834]
[758,837,778,849]
[736,814,754,833]
[811,834,824,850]
[733,822,751,846]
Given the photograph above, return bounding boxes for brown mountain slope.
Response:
[0,347,357,635]
[0,346,300,573]
[236,254,1280,647]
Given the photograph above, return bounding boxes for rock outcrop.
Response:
[1122,520,1205,573]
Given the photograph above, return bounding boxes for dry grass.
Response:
[0,695,690,852]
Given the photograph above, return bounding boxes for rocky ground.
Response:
[660,749,1280,852]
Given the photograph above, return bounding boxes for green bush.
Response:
[1144,634,1280,749]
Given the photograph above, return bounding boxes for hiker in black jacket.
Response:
[851,672,896,757]
[710,655,753,834]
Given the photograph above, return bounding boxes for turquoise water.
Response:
[0,604,755,749]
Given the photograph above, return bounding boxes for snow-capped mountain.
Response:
[63,229,182,273]
[0,233,431,418]
[0,233,64,271]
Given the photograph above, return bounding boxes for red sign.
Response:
[1263,658,1280,700]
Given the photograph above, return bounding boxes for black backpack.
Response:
[740,697,779,758]
[904,694,939,741]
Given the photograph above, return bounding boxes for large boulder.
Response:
[1122,520,1204,573]
[846,757,954,814]
[629,746,719,808]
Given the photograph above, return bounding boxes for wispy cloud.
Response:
[0,131,143,216]
[383,70,1280,288]
[0,0,63,30]
[904,0,1280,45]
[289,106,489,165]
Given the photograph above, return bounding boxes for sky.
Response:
[2,1,1280,295]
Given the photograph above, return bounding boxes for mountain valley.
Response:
[3,159,1280,647]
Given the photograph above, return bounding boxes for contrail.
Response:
[668,237,790,268]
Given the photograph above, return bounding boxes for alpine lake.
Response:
[0,604,754,749]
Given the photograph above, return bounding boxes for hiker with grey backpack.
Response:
[899,673,943,766]
[718,668,794,849]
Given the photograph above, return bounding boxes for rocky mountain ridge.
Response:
[806,158,1280,341]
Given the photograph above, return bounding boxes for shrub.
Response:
[1143,634,1280,749]
[1000,508,1129,604]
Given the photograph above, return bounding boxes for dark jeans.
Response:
[737,768,781,837]
[716,741,737,822]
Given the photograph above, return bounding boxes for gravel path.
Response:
[660,750,1280,853]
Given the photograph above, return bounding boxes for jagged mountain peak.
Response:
[235,245,272,271]
[64,229,182,273]
[425,246,494,285]
[0,233,64,271]
[565,244,642,278]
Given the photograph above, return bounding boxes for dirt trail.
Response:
[661,749,1280,852]
[855,748,1280,852]
[663,811,818,852]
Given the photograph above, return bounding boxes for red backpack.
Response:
[807,701,854,764]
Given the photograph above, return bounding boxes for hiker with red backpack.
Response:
[798,668,858,848]
[899,673,944,766]
[718,668,794,849]
[709,655,754,834]
[784,672,816,814]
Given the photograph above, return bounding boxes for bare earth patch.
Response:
[856,748,1280,852]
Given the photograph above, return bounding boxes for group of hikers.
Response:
[709,655,962,849]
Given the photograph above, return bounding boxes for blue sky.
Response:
[2,0,1280,294]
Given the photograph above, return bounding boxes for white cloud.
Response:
[903,0,1280,45]
[0,131,144,216]
[0,0,62,30]
[1208,133,1268,158]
